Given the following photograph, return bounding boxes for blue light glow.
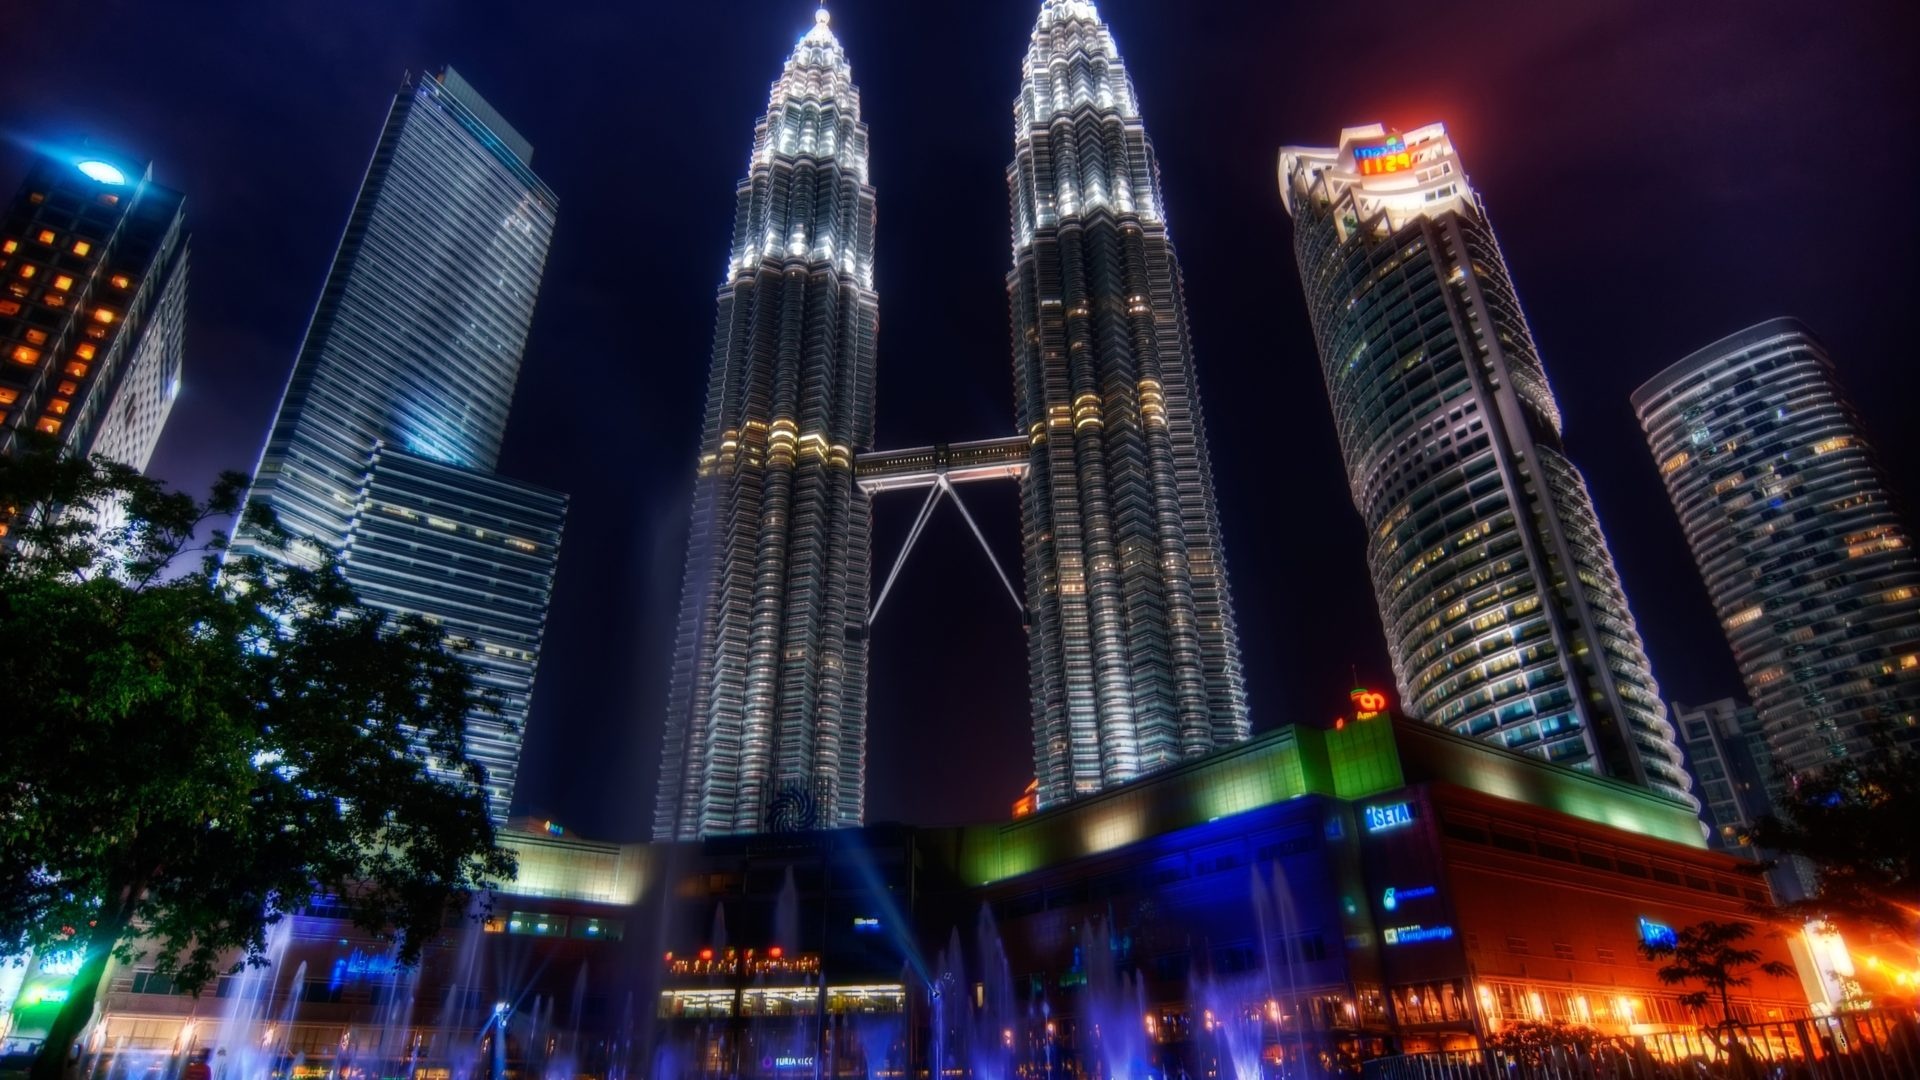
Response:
[1638,917,1676,948]
[1381,885,1436,911]
[76,160,127,185]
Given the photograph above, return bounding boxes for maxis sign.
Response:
[1353,137,1412,176]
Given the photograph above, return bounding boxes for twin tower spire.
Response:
[654,1,1248,840]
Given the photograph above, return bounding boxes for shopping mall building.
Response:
[1,713,1820,1077]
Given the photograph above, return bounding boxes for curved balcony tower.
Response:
[1279,122,1694,806]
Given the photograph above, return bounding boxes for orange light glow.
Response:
[72,240,91,256]
[75,343,96,360]
[36,230,55,245]
[768,947,783,959]
[698,948,713,962]
[92,308,116,324]
[111,274,131,289]
[1350,687,1389,719]
[10,346,41,366]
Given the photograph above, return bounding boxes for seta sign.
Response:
[1364,802,1414,833]
[1353,137,1412,176]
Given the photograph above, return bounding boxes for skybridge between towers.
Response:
[853,435,1029,625]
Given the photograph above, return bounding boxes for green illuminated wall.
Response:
[951,713,1699,887]
[955,719,1405,885]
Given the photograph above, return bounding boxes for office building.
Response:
[655,8,879,839]
[236,68,565,821]
[1278,123,1693,806]
[0,152,185,471]
[1634,318,1920,772]
[1010,0,1249,808]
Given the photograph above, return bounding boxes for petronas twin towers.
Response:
[654,1,1247,840]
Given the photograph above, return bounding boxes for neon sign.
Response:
[1383,924,1453,946]
[1381,885,1436,911]
[1638,918,1676,948]
[37,951,82,978]
[1364,802,1414,833]
[1353,138,1412,177]
[852,917,882,933]
[1350,687,1388,720]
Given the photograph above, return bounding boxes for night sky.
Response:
[7,0,1916,841]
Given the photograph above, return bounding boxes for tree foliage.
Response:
[1484,1020,1603,1066]
[1637,919,1793,1026]
[0,446,515,1079]
[1749,726,1918,932]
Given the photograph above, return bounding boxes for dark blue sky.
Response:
[6,0,1916,840]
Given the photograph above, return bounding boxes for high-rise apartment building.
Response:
[0,153,185,471]
[1670,698,1774,853]
[237,69,566,822]
[1011,0,1249,807]
[1279,123,1693,806]
[655,9,878,840]
[1633,318,1920,772]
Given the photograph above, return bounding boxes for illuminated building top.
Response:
[1278,122,1480,238]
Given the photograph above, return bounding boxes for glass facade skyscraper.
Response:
[1279,123,1693,806]
[655,9,878,840]
[0,152,186,472]
[1634,318,1920,772]
[237,68,565,822]
[1010,0,1249,809]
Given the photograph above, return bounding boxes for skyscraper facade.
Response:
[1670,697,1774,854]
[1279,123,1693,806]
[0,153,185,471]
[1634,318,1920,772]
[237,68,566,821]
[1009,0,1249,808]
[655,9,878,840]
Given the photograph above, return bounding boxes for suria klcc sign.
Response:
[1352,136,1412,176]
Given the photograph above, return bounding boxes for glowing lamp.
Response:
[698,948,714,961]
[768,946,783,959]
[76,160,128,186]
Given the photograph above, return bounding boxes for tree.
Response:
[1484,1020,1602,1067]
[1637,920,1793,1028]
[1749,726,1918,932]
[0,445,515,1080]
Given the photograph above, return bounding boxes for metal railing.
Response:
[1362,1009,1920,1080]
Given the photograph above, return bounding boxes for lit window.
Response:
[97,194,118,207]
[85,324,106,339]
[44,293,65,309]
[1659,451,1689,475]
[35,230,55,245]
[0,388,16,405]
[92,308,116,324]
[110,274,131,289]
[75,343,96,360]
[56,380,76,395]
[71,240,91,256]
[1724,605,1764,630]
[25,329,46,345]
[28,193,44,204]
[0,300,18,316]
[48,398,68,415]
[10,345,42,365]
[52,275,73,292]
[1,240,15,254]
[35,416,61,434]
[19,265,37,279]
[64,362,88,378]
[1811,436,1853,455]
